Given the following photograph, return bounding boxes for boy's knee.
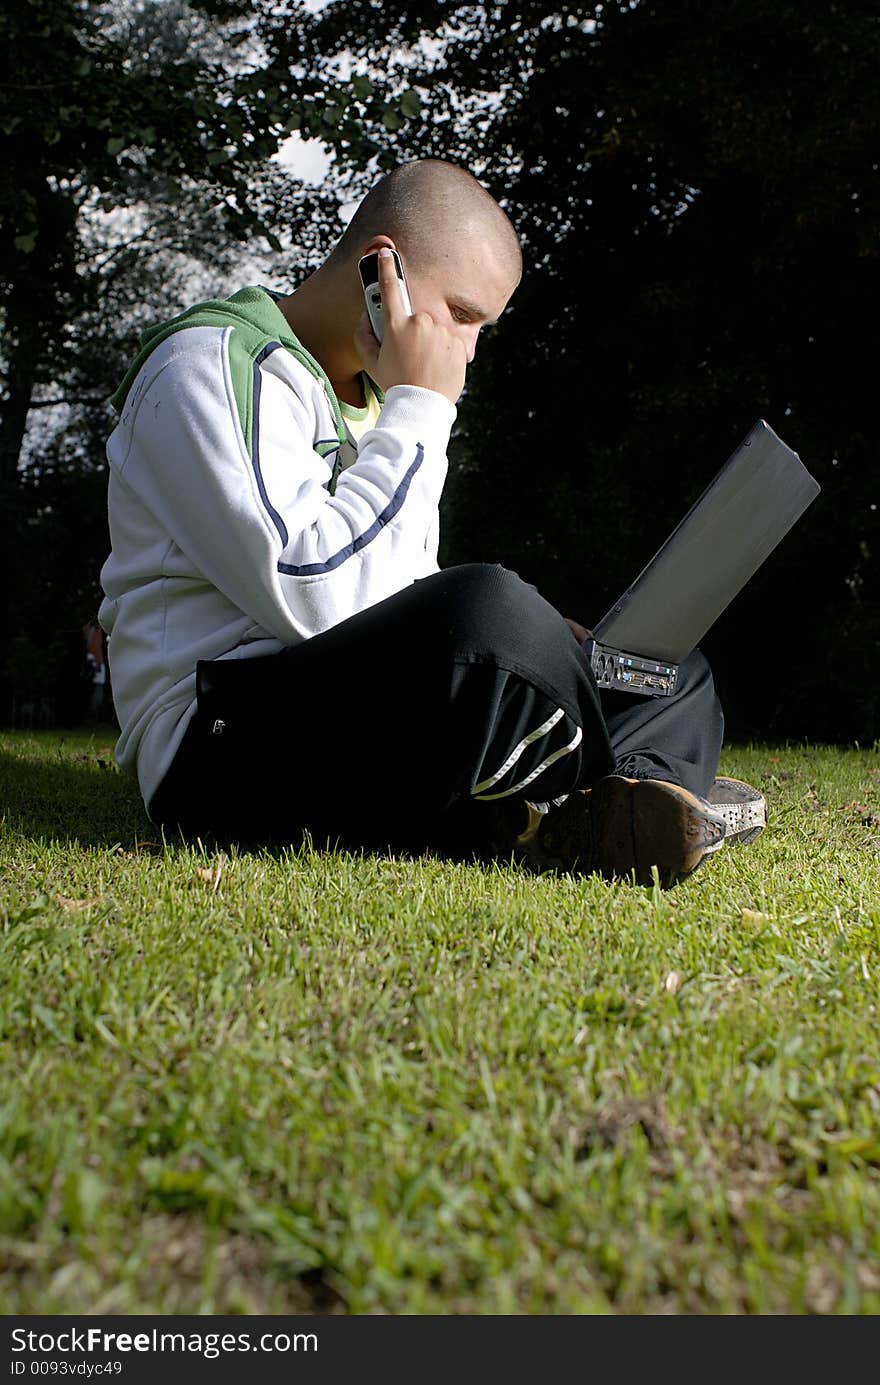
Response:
[413,564,571,667]
[428,563,540,631]
[435,561,532,603]
[678,647,713,690]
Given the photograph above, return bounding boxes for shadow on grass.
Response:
[0,735,153,848]
[0,733,355,862]
[0,734,407,867]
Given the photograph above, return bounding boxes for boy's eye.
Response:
[451,306,472,324]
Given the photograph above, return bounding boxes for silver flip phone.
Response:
[358,249,414,343]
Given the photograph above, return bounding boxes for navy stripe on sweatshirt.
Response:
[278,444,425,577]
[248,343,426,578]
[249,343,290,547]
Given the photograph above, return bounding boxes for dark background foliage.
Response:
[2,0,877,740]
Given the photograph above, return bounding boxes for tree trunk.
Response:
[0,174,79,723]
[0,276,40,722]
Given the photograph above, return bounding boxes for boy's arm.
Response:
[110,328,455,641]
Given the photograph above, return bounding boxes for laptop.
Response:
[583,419,821,697]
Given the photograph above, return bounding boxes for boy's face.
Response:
[362,228,520,365]
[403,236,520,364]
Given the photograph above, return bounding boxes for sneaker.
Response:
[707,776,767,845]
[518,775,727,888]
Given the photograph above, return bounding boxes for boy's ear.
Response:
[359,234,396,257]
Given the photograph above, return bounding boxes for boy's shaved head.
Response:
[330,159,522,282]
[282,157,522,395]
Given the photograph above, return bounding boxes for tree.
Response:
[263,0,879,741]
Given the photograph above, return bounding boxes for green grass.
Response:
[1,729,879,1314]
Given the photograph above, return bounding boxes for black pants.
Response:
[150,564,724,855]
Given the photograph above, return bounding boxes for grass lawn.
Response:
[1,728,879,1315]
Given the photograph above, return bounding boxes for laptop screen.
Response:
[592,420,821,664]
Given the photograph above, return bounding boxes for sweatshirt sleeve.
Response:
[111,325,454,641]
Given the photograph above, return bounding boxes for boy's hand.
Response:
[354,247,467,405]
[564,618,593,644]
